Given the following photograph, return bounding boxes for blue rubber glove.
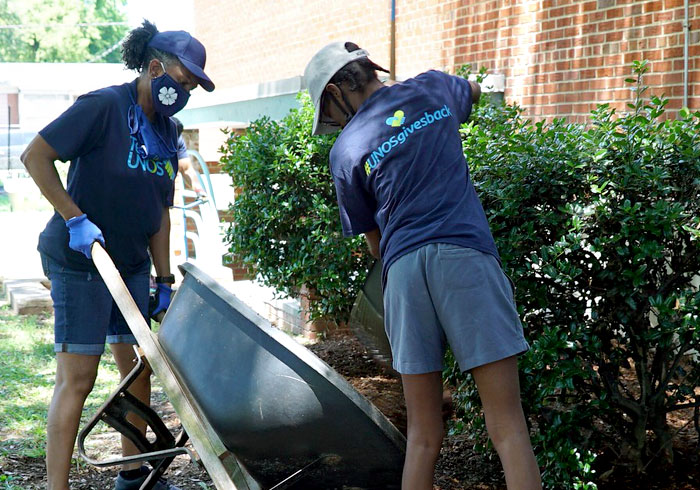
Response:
[151,283,172,318]
[65,214,105,259]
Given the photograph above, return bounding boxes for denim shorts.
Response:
[384,243,530,374]
[41,254,150,355]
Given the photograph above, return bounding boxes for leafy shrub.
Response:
[446,60,700,488]
[220,94,372,324]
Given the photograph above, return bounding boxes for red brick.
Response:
[574,103,594,113]
[644,25,662,36]
[644,1,663,12]
[623,3,643,16]
[606,7,624,19]
[654,61,674,72]
[588,10,606,21]
[582,1,597,12]
[662,47,684,58]
[557,4,573,16]
[580,23,597,34]
[633,13,654,26]
[673,59,686,70]
[654,11,675,22]
[663,22,683,34]
[549,6,565,17]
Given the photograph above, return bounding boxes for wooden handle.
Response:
[90,242,253,490]
[91,242,154,346]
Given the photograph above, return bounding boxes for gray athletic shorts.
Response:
[384,243,530,374]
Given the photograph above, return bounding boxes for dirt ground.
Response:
[2,332,698,489]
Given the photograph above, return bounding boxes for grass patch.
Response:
[0,306,122,459]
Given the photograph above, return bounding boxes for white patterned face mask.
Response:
[151,62,190,117]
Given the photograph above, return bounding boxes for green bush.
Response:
[445,60,700,488]
[220,62,700,488]
[220,95,373,324]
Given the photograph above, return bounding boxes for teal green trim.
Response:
[178,93,301,127]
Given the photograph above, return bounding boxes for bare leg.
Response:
[471,356,541,490]
[46,352,100,490]
[110,343,152,472]
[400,371,444,490]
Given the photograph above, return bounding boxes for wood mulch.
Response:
[2,332,698,489]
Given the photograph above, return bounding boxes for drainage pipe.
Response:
[683,0,689,109]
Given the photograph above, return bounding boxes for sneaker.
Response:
[114,466,181,490]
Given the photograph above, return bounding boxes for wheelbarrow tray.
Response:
[159,262,405,489]
[89,244,405,489]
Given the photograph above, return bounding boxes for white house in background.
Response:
[0,63,134,171]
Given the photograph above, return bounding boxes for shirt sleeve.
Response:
[38,91,112,162]
[330,152,377,237]
[432,70,473,124]
[176,135,188,160]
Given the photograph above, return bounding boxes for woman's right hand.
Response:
[65,214,105,260]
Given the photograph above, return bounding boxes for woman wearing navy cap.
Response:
[21,20,214,490]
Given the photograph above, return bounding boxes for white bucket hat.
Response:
[303,42,378,136]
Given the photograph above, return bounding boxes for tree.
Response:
[0,0,128,63]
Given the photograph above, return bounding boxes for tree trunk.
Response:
[650,410,674,467]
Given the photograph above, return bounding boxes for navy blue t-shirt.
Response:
[38,80,178,273]
[329,70,500,282]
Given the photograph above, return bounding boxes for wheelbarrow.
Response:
[347,260,393,370]
[78,243,406,489]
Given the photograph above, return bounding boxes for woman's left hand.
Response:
[151,283,172,320]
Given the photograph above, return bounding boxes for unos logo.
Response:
[385,110,405,127]
[364,105,453,176]
[126,136,176,180]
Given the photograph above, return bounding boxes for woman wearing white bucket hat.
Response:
[304,42,541,490]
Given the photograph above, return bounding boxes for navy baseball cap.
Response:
[149,31,215,92]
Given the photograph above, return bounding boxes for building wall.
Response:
[454,0,700,121]
[193,0,698,121]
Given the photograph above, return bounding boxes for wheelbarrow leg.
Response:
[78,347,193,475]
[141,429,190,490]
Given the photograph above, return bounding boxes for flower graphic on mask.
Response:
[158,86,178,106]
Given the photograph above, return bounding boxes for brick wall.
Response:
[193,0,698,121]
[453,0,700,121]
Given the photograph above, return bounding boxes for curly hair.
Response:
[329,42,388,92]
[121,19,179,72]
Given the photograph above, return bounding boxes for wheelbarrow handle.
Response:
[91,242,154,346]
[91,242,257,490]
